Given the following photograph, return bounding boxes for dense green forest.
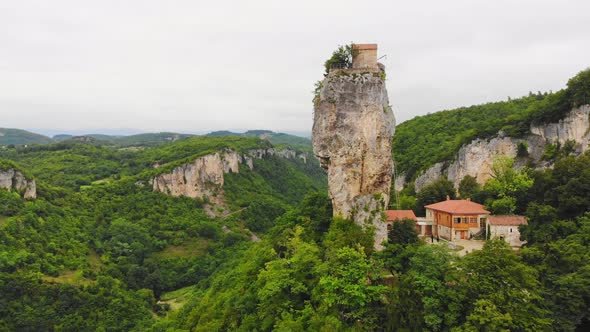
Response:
[2,130,590,331]
[0,136,327,331]
[1,67,590,330]
[393,68,590,181]
[147,151,590,331]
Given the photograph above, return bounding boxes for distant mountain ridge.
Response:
[0,128,311,150]
[206,130,313,152]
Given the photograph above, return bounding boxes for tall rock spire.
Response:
[312,44,395,250]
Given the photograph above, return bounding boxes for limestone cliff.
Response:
[0,168,36,199]
[152,148,306,216]
[529,105,590,152]
[312,67,395,249]
[410,105,590,192]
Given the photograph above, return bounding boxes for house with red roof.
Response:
[385,210,434,236]
[486,215,528,247]
[385,210,418,231]
[424,196,490,241]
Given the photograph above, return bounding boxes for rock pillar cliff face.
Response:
[312,65,395,249]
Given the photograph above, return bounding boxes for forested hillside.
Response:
[1,70,590,330]
[2,133,590,330]
[393,68,590,180]
[0,137,327,331]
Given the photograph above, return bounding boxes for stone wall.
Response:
[488,224,525,247]
[352,49,377,69]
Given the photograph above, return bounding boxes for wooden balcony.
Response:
[453,222,478,231]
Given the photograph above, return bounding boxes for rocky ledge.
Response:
[407,104,590,192]
[0,168,36,199]
[151,148,306,216]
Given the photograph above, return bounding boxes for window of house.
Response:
[454,217,460,223]
[387,224,392,231]
[510,228,512,233]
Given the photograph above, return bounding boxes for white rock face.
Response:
[530,105,590,154]
[312,68,395,249]
[221,151,242,173]
[0,168,36,199]
[152,152,229,205]
[414,162,445,192]
[412,105,590,191]
[393,172,406,191]
[446,136,519,188]
[152,148,305,215]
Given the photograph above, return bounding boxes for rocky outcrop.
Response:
[152,151,239,206]
[414,162,445,192]
[152,147,306,216]
[312,67,395,249]
[0,168,36,199]
[530,105,590,154]
[393,172,407,192]
[411,105,590,192]
[446,136,520,189]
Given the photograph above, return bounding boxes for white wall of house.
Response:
[487,223,524,247]
[438,225,452,241]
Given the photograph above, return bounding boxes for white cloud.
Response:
[1,0,589,134]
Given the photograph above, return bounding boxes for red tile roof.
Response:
[425,199,490,214]
[488,215,527,226]
[385,210,417,221]
[352,43,378,50]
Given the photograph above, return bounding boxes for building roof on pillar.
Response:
[385,210,417,221]
[425,199,490,214]
[352,43,378,50]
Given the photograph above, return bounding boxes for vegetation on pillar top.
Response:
[323,44,354,75]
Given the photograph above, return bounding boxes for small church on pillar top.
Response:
[352,43,378,69]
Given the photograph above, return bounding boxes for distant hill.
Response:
[264,132,312,146]
[4,128,311,151]
[206,130,240,137]
[108,132,195,146]
[54,134,119,142]
[52,134,73,141]
[243,130,274,137]
[0,128,53,145]
[206,130,312,152]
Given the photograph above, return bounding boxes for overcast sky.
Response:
[1,0,589,136]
